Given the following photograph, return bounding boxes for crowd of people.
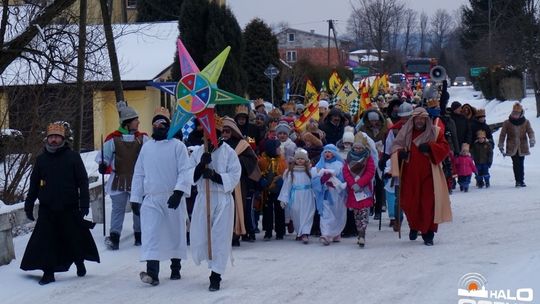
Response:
[19,80,535,291]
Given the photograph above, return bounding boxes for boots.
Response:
[232,234,240,247]
[422,230,434,246]
[409,230,418,241]
[170,258,181,280]
[105,232,120,250]
[209,271,222,291]
[389,219,395,228]
[357,230,365,248]
[75,261,86,277]
[134,232,142,246]
[140,260,160,286]
[39,271,55,285]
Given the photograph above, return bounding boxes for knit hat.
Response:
[367,111,379,121]
[397,102,413,117]
[264,139,281,157]
[512,102,523,113]
[294,148,309,161]
[475,108,486,118]
[117,101,139,124]
[296,103,305,112]
[46,123,65,138]
[450,101,462,112]
[319,100,329,109]
[342,126,355,144]
[275,122,291,134]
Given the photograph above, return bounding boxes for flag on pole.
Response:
[329,70,342,94]
[294,98,319,131]
[380,74,389,91]
[335,79,359,115]
[370,75,380,98]
[305,79,319,104]
[360,80,372,112]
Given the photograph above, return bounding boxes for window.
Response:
[126,0,137,8]
[288,33,295,42]
[286,51,297,62]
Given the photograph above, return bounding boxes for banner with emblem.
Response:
[335,79,359,115]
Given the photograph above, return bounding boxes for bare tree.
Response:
[403,8,417,56]
[429,9,454,56]
[74,0,88,152]
[350,0,405,73]
[419,12,428,56]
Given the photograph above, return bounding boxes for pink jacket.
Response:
[343,156,375,209]
[454,155,477,176]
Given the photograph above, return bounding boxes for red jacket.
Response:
[343,157,375,209]
[454,154,477,176]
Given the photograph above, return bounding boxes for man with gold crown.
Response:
[131,107,192,286]
[21,122,100,285]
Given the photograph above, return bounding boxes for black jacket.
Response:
[25,145,89,211]
[450,112,472,146]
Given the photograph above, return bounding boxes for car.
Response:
[453,76,471,86]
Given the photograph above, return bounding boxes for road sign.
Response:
[264,64,279,79]
[353,67,369,76]
[470,67,487,77]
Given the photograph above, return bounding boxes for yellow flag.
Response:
[380,74,389,90]
[304,79,319,122]
[370,76,380,98]
[329,71,342,94]
[335,79,359,114]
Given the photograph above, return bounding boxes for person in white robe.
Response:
[312,144,347,245]
[189,139,242,291]
[278,148,315,244]
[130,108,191,286]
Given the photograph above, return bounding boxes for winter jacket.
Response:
[454,155,477,176]
[498,117,535,157]
[471,141,493,165]
[25,145,89,211]
[319,109,345,145]
[343,157,375,209]
[470,120,494,146]
[450,112,472,146]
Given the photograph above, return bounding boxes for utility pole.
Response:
[327,19,341,67]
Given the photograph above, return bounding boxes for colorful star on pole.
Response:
[150,39,249,146]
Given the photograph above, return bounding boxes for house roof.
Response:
[1,14,179,86]
[277,27,350,43]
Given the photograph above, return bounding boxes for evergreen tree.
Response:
[204,2,246,96]
[136,0,183,22]
[242,18,281,101]
[171,0,209,81]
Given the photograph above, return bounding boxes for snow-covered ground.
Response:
[1,86,539,304]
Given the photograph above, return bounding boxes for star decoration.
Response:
[151,39,249,146]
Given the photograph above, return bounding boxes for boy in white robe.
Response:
[130,108,191,286]
[189,138,242,291]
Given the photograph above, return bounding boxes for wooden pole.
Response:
[100,134,106,236]
[203,136,212,260]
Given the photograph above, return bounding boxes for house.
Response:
[276,28,351,67]
[0,21,179,150]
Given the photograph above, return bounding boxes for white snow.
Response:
[1,86,539,304]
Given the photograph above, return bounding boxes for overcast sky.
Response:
[228,0,470,36]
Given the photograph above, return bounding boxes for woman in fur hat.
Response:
[278,148,316,244]
[343,141,375,247]
[498,102,535,187]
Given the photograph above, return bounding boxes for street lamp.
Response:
[264,64,279,106]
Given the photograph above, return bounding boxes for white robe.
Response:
[189,143,242,275]
[313,161,347,238]
[278,169,315,236]
[131,139,191,261]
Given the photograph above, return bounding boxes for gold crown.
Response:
[214,114,224,130]
[46,123,65,137]
[426,99,440,108]
[154,107,170,120]
[254,98,265,109]
[268,108,282,120]
[282,101,296,114]
[235,105,249,116]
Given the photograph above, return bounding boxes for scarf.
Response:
[392,108,437,154]
[45,140,66,154]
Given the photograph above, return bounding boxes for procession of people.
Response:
[19,78,535,291]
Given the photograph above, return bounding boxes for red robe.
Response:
[400,128,450,233]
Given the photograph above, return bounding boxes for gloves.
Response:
[131,202,140,216]
[321,172,332,184]
[204,169,223,184]
[418,143,431,153]
[280,201,287,209]
[194,162,205,182]
[352,184,361,192]
[398,150,409,162]
[530,140,535,148]
[325,181,335,189]
[79,207,89,217]
[499,146,505,155]
[167,190,184,210]
[200,152,212,165]
[202,168,214,179]
[383,172,392,179]
[24,201,35,221]
[98,162,108,174]
[25,209,35,221]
